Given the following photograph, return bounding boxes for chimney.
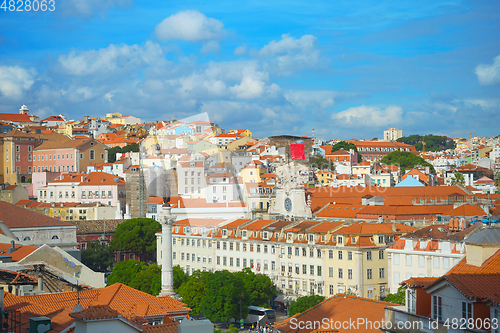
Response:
[84,116,89,122]
[378,216,383,224]
[392,223,397,232]
[8,240,16,254]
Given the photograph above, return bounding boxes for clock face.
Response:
[285,197,292,212]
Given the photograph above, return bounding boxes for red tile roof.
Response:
[0,201,73,228]
[274,295,398,333]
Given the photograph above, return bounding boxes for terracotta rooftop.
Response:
[274,295,398,333]
[0,201,73,228]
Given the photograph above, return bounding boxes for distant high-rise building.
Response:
[384,128,403,141]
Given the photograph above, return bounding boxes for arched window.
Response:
[52,235,59,240]
[24,236,31,241]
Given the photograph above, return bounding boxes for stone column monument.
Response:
[159,204,179,298]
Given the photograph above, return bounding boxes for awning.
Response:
[274,294,285,303]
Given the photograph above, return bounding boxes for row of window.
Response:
[393,254,453,269]
[327,267,385,280]
[39,190,113,199]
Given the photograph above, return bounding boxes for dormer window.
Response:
[241,230,247,238]
[321,235,326,242]
[307,234,314,242]
[175,226,179,233]
[193,228,197,234]
[287,233,292,240]
[263,231,268,240]
[378,235,384,243]
[222,229,227,236]
[254,231,258,237]
[338,236,343,244]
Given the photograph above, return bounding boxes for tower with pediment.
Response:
[269,162,312,218]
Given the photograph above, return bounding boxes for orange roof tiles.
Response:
[242,220,275,230]
[0,243,39,261]
[442,204,487,217]
[0,201,73,228]
[274,295,398,333]
[447,249,500,275]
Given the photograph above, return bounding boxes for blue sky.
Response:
[0,0,499,139]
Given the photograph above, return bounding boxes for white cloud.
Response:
[257,34,325,75]
[0,66,37,99]
[284,91,336,109]
[58,41,164,76]
[228,68,269,100]
[67,87,95,102]
[475,55,500,86]
[234,45,247,56]
[155,10,227,42]
[201,41,220,54]
[333,105,403,127]
[60,0,134,17]
[259,34,318,57]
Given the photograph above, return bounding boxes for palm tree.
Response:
[451,172,465,186]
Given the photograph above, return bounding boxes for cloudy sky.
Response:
[0,0,499,139]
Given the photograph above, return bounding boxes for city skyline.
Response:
[0,0,499,139]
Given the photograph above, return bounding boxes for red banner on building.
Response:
[290,144,305,160]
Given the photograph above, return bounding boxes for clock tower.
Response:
[269,162,312,218]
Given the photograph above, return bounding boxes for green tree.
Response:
[309,154,333,171]
[236,268,276,307]
[108,143,140,163]
[173,264,188,291]
[384,286,406,304]
[110,218,161,263]
[200,270,250,327]
[330,141,362,163]
[288,295,325,317]
[397,134,456,152]
[130,263,162,295]
[81,240,115,272]
[106,260,162,295]
[381,151,435,174]
[451,172,465,186]
[178,271,208,319]
[107,259,146,286]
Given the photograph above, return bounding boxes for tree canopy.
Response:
[106,260,161,295]
[110,218,161,262]
[81,240,114,272]
[451,172,465,186]
[381,151,435,174]
[288,295,325,317]
[309,154,333,171]
[200,270,251,327]
[235,268,277,308]
[173,264,189,291]
[396,134,455,152]
[178,271,208,319]
[108,143,140,163]
[384,286,405,304]
[330,141,362,163]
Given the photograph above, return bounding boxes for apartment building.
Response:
[161,217,417,300]
[37,172,126,209]
[33,137,108,173]
[350,140,418,162]
[383,128,403,141]
[386,223,482,293]
[177,160,207,198]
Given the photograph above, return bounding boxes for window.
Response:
[317,249,321,258]
[329,266,334,277]
[406,289,416,314]
[302,248,306,257]
[432,295,442,320]
[338,250,343,260]
[433,257,439,268]
[394,253,400,265]
[302,264,307,275]
[90,150,95,160]
[329,250,333,259]
[338,268,343,279]
[366,251,372,260]
[462,301,472,320]
[348,251,353,260]
[379,267,385,279]
[295,247,300,256]
[379,250,384,259]
[418,255,425,267]
[347,268,353,280]
[367,268,373,280]
[236,258,240,267]
[217,256,220,265]
[310,265,314,275]
[406,255,412,266]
